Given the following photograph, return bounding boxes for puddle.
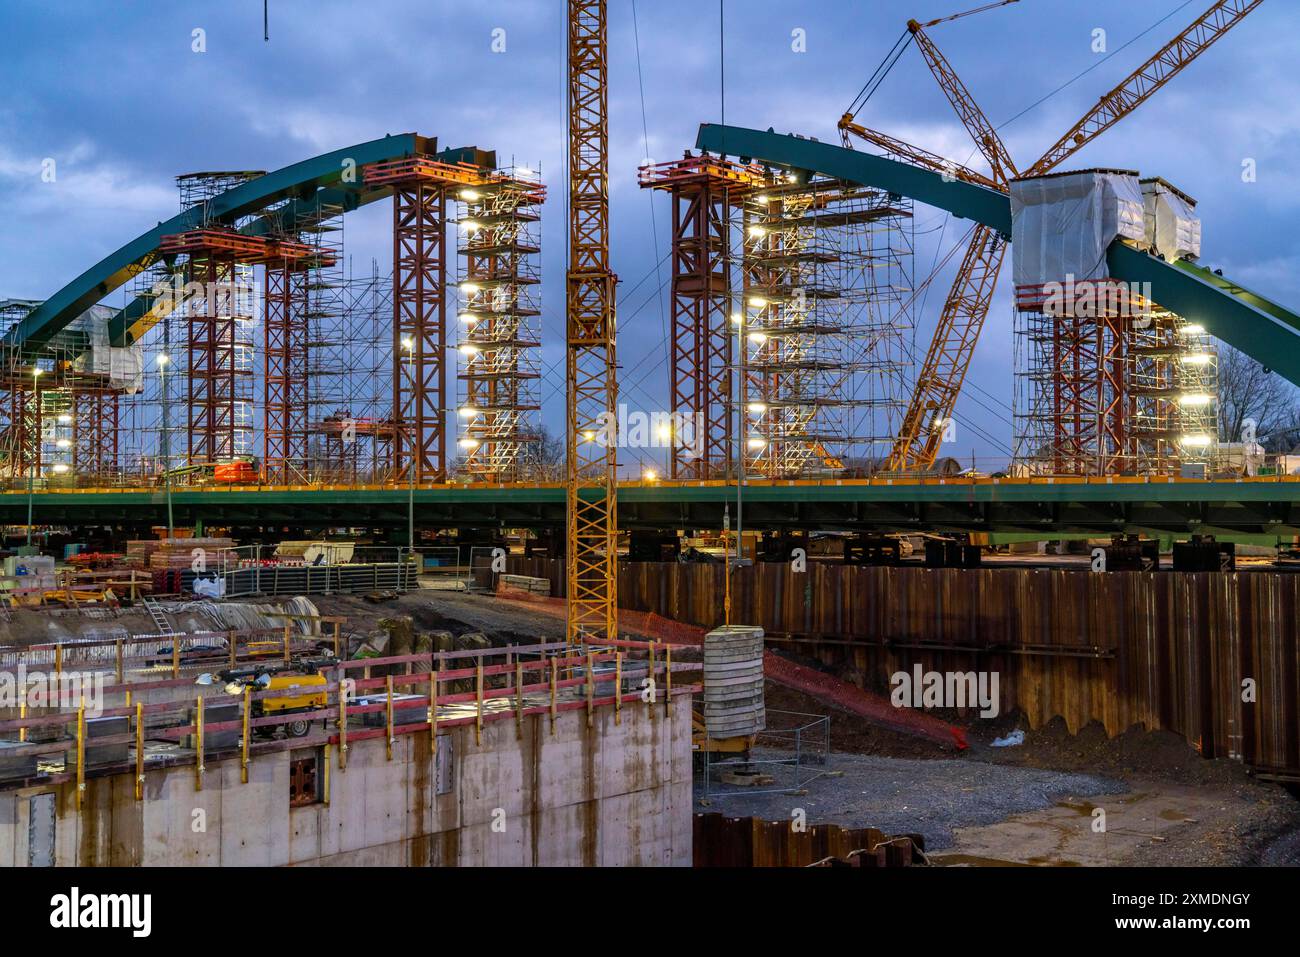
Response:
[929,853,1083,867]
[1055,800,1097,816]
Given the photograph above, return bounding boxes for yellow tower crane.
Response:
[566,0,619,647]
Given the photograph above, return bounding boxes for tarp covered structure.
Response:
[1009,169,1146,287]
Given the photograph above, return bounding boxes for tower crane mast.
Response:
[565,0,619,646]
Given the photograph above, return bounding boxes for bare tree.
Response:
[1216,345,1300,452]
[526,424,565,479]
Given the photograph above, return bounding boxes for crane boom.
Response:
[887,14,1015,471]
[907,18,1019,186]
[919,0,1019,30]
[566,0,618,645]
[838,115,1000,190]
[887,224,1006,471]
[1026,0,1263,176]
[854,0,1258,473]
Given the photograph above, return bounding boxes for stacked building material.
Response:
[496,574,551,598]
[124,540,164,570]
[145,538,235,571]
[701,624,765,738]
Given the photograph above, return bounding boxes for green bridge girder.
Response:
[104,143,493,349]
[6,132,438,354]
[3,481,1300,536]
[695,123,1300,387]
[106,185,376,348]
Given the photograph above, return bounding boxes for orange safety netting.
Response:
[492,581,965,750]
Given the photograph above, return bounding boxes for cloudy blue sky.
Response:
[1,0,1296,467]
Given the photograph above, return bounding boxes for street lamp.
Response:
[25,367,42,548]
[157,353,173,540]
[735,311,748,564]
[401,338,415,561]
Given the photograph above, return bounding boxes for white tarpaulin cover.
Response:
[1010,170,1146,287]
[1142,178,1201,263]
[69,305,145,393]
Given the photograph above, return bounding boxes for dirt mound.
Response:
[973,716,1250,785]
[767,675,1255,786]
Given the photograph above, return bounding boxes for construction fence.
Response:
[0,634,699,809]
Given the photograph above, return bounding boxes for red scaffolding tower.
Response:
[159,229,316,468]
[365,157,493,483]
[262,258,310,482]
[639,154,766,479]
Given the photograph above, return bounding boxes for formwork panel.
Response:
[217,750,290,867]
[142,764,222,866]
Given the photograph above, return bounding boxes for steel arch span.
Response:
[695,123,1300,389]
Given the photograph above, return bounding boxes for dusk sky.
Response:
[1,0,1296,467]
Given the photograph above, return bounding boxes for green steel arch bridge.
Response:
[6,127,1300,537]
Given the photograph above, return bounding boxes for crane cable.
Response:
[631,1,669,351]
[845,30,913,118]
[919,0,1020,30]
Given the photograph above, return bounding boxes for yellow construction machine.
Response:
[197,655,334,738]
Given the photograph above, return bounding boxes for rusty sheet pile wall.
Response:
[693,813,925,867]
[509,557,1300,779]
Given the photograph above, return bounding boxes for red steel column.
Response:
[73,387,118,481]
[391,180,447,483]
[667,178,734,479]
[262,260,309,481]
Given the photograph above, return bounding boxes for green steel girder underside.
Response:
[695,124,1300,387]
[4,482,1300,536]
[6,133,470,355]
[103,143,492,349]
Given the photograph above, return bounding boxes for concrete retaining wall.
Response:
[0,700,692,866]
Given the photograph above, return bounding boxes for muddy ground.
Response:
[312,589,569,648]
[758,678,1300,866]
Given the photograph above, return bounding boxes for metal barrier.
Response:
[0,625,329,682]
[206,545,416,597]
[699,710,831,797]
[0,636,700,811]
[411,546,465,590]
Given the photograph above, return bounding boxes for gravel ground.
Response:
[696,749,1127,850]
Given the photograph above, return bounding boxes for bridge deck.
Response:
[3,477,1300,535]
